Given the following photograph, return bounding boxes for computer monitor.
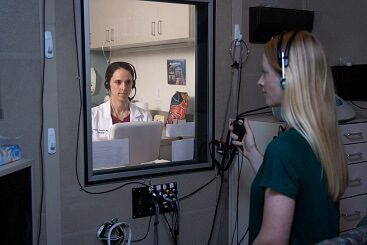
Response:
[108,121,163,165]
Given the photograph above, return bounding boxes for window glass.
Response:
[83,0,213,184]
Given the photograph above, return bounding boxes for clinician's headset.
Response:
[104,61,137,101]
[276,31,299,89]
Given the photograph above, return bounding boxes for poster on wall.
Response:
[167,59,186,85]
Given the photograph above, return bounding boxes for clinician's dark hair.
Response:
[104,61,137,101]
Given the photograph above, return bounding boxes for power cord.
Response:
[37,0,46,244]
[238,227,249,245]
[153,196,160,245]
[131,216,152,243]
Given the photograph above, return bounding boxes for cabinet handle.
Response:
[341,211,361,220]
[348,177,362,187]
[344,132,364,141]
[151,22,156,36]
[347,152,363,161]
[158,20,162,35]
[105,29,110,42]
[110,28,114,42]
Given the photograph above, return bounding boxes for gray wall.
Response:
[1,0,367,244]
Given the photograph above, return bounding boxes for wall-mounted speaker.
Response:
[331,64,367,101]
[249,7,314,43]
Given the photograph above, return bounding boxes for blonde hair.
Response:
[264,31,348,201]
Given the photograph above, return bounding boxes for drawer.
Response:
[340,195,367,231]
[344,142,367,164]
[342,162,367,198]
[339,122,367,144]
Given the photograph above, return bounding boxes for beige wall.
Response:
[1,0,367,244]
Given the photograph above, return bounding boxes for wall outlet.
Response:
[132,182,178,219]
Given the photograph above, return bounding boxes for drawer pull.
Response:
[347,152,363,161]
[348,177,362,187]
[341,211,361,220]
[344,132,364,141]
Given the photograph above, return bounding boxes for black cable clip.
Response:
[231,61,239,70]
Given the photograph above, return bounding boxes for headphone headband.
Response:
[276,31,299,89]
[277,31,299,68]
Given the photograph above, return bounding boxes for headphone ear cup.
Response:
[104,80,109,90]
[280,78,286,89]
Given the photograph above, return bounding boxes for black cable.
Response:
[153,198,160,245]
[131,216,152,243]
[206,174,223,245]
[236,155,244,244]
[37,0,46,244]
[243,111,272,117]
[178,176,217,201]
[209,140,223,170]
[350,101,367,110]
[238,227,249,245]
[236,106,269,119]
[72,0,152,196]
[163,213,178,245]
[235,42,244,116]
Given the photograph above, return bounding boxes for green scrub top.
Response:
[249,129,339,244]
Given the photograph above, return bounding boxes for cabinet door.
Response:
[90,0,121,49]
[112,0,157,47]
[340,195,367,231]
[339,122,367,144]
[156,3,191,42]
[342,161,367,198]
[89,0,108,49]
[90,0,193,49]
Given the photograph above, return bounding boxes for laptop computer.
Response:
[108,121,163,165]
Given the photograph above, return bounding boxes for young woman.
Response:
[92,62,152,141]
[231,31,349,244]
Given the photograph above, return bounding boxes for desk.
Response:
[0,159,34,245]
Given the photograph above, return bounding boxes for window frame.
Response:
[81,0,215,185]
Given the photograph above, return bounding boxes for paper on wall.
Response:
[166,122,195,137]
[172,138,194,162]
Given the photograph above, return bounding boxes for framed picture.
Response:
[167,59,186,85]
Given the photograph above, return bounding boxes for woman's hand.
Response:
[229,118,263,172]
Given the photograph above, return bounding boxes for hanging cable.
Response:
[102,41,112,64]
[220,39,250,143]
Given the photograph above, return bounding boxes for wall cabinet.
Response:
[89,0,194,50]
[339,118,367,232]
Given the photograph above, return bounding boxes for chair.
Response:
[315,215,367,245]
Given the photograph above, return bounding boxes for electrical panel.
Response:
[132,182,178,219]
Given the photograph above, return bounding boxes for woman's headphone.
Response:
[104,61,137,101]
[276,31,299,89]
[96,218,131,245]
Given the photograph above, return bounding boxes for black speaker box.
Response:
[331,64,367,101]
[249,7,314,43]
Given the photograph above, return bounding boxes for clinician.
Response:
[231,31,348,244]
[92,61,152,141]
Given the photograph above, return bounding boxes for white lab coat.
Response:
[91,100,152,141]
